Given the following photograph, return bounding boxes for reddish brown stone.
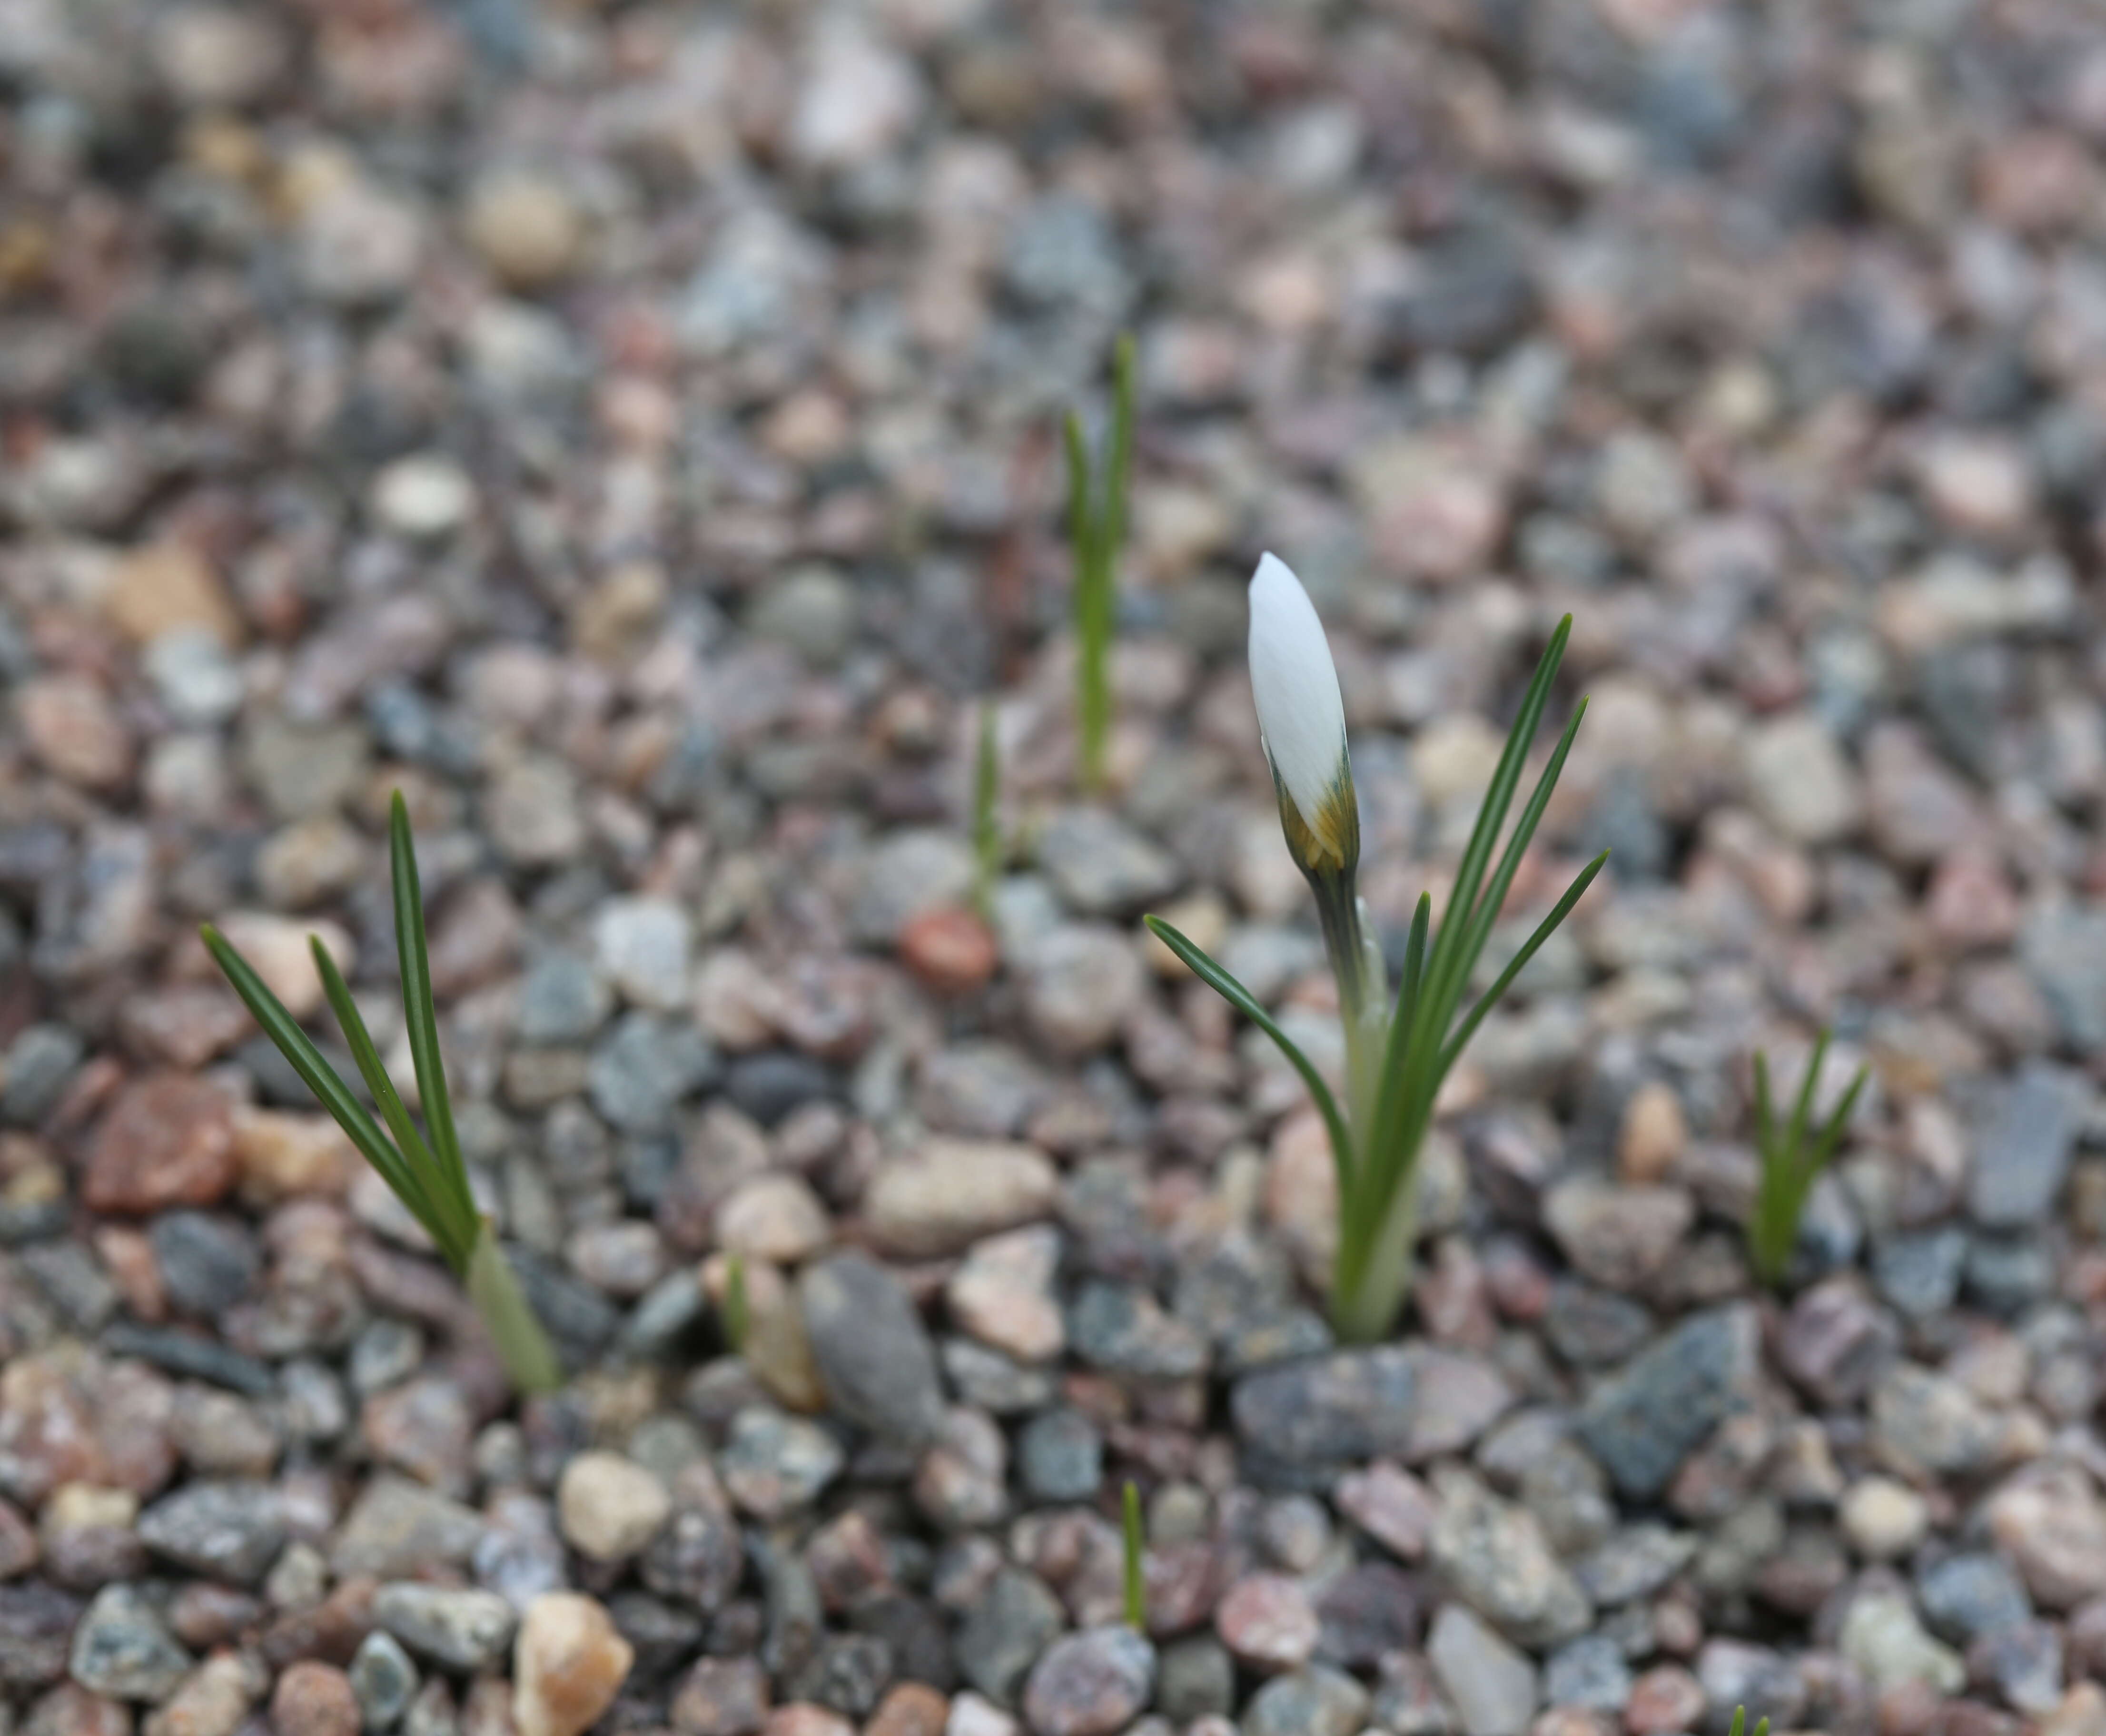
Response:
[82,1075,237,1213]
[269,1663,359,1736]
[898,906,998,994]
[864,1684,947,1736]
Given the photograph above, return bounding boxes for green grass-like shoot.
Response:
[972,700,1002,921]
[1064,333,1135,794]
[722,1250,750,1355]
[1120,1480,1147,1631]
[1147,617,1605,1342]
[1748,1028,1869,1288]
[202,792,561,1395]
[1725,1706,1770,1736]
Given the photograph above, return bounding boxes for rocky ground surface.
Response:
[7,0,2106,1735]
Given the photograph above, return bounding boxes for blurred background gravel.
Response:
[6,1,2106,1735]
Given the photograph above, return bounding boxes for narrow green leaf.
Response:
[1106,332,1136,559]
[465,1223,563,1394]
[1392,892,1432,1047]
[390,793,471,1215]
[1420,616,1574,1021]
[1439,851,1609,1075]
[1145,915,1354,1199]
[201,925,421,1215]
[1453,698,1590,995]
[1783,1027,1830,1183]
[722,1251,749,1354]
[1752,1051,1774,1164]
[1121,1480,1147,1630]
[1809,1064,1870,1175]
[310,937,468,1270]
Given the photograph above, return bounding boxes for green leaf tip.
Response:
[1120,1480,1147,1631]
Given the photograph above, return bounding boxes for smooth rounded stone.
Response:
[1401,1345,1516,1461]
[1841,1476,1931,1560]
[865,1140,1057,1258]
[1575,1304,1759,1499]
[349,1631,419,1730]
[955,1569,1066,1705]
[947,1226,1064,1364]
[1544,1634,1631,1714]
[851,831,977,947]
[361,1372,475,1490]
[1314,1561,1420,1667]
[723,1052,837,1127]
[1019,926,1145,1056]
[1,1582,83,1689]
[1155,1637,1233,1723]
[799,1252,945,1448]
[0,1496,35,1577]
[463,173,583,290]
[2020,906,2106,1050]
[720,1409,845,1521]
[144,1650,257,1736]
[913,1407,1008,1532]
[42,1482,145,1590]
[148,1212,258,1317]
[1571,1525,1696,1609]
[82,1075,237,1213]
[1066,1282,1206,1381]
[1624,1664,1703,1736]
[1968,1062,2088,1231]
[1973,1619,2064,1716]
[1231,1348,1417,1482]
[941,1340,1057,1416]
[137,1480,285,1586]
[270,1663,360,1736]
[593,898,692,1014]
[916,1043,1050,1140]
[639,1501,743,1615]
[1873,1226,1969,1320]
[515,954,612,1047]
[1236,1662,1367,1736]
[1871,1364,2003,1479]
[1987,1465,2106,1609]
[348,1320,425,1397]
[1018,1626,1152,1736]
[564,1222,667,1300]
[486,758,585,867]
[371,455,474,541]
[671,1655,771,1735]
[1742,711,1861,845]
[1692,1641,1804,1736]
[587,1014,719,1134]
[746,566,858,668]
[1542,1280,1655,1369]
[1540,1178,1694,1292]
[1777,1277,1900,1408]
[3,1023,86,1124]
[1965,1234,2056,1315]
[329,1476,485,1579]
[372,1584,517,1673]
[1427,1603,1539,1736]
[1428,1467,1592,1649]
[1918,1553,2033,1644]
[144,630,241,727]
[1016,1410,1101,1504]
[69,1585,192,1701]
[1214,1573,1317,1671]
[19,675,131,789]
[1035,810,1179,917]
[715,1174,831,1265]
[558,1453,671,1564]
[512,1593,632,1736]
[1840,1589,1965,1696]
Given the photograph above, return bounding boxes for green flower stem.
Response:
[466,1224,563,1394]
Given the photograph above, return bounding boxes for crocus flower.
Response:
[1248,553,1359,882]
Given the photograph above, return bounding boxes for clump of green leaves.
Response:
[1748,1028,1869,1288]
[202,793,561,1394]
[1147,612,1605,1343]
[1063,333,1135,793]
[972,700,1002,921]
[1121,1480,1147,1630]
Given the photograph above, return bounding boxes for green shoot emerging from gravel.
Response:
[973,700,1002,921]
[1147,557,1606,1342]
[1749,1028,1869,1288]
[1064,332,1135,793]
[1726,1707,1770,1736]
[202,792,561,1395]
[1121,1481,1147,1630]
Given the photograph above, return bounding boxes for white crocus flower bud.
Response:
[1248,552,1359,880]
